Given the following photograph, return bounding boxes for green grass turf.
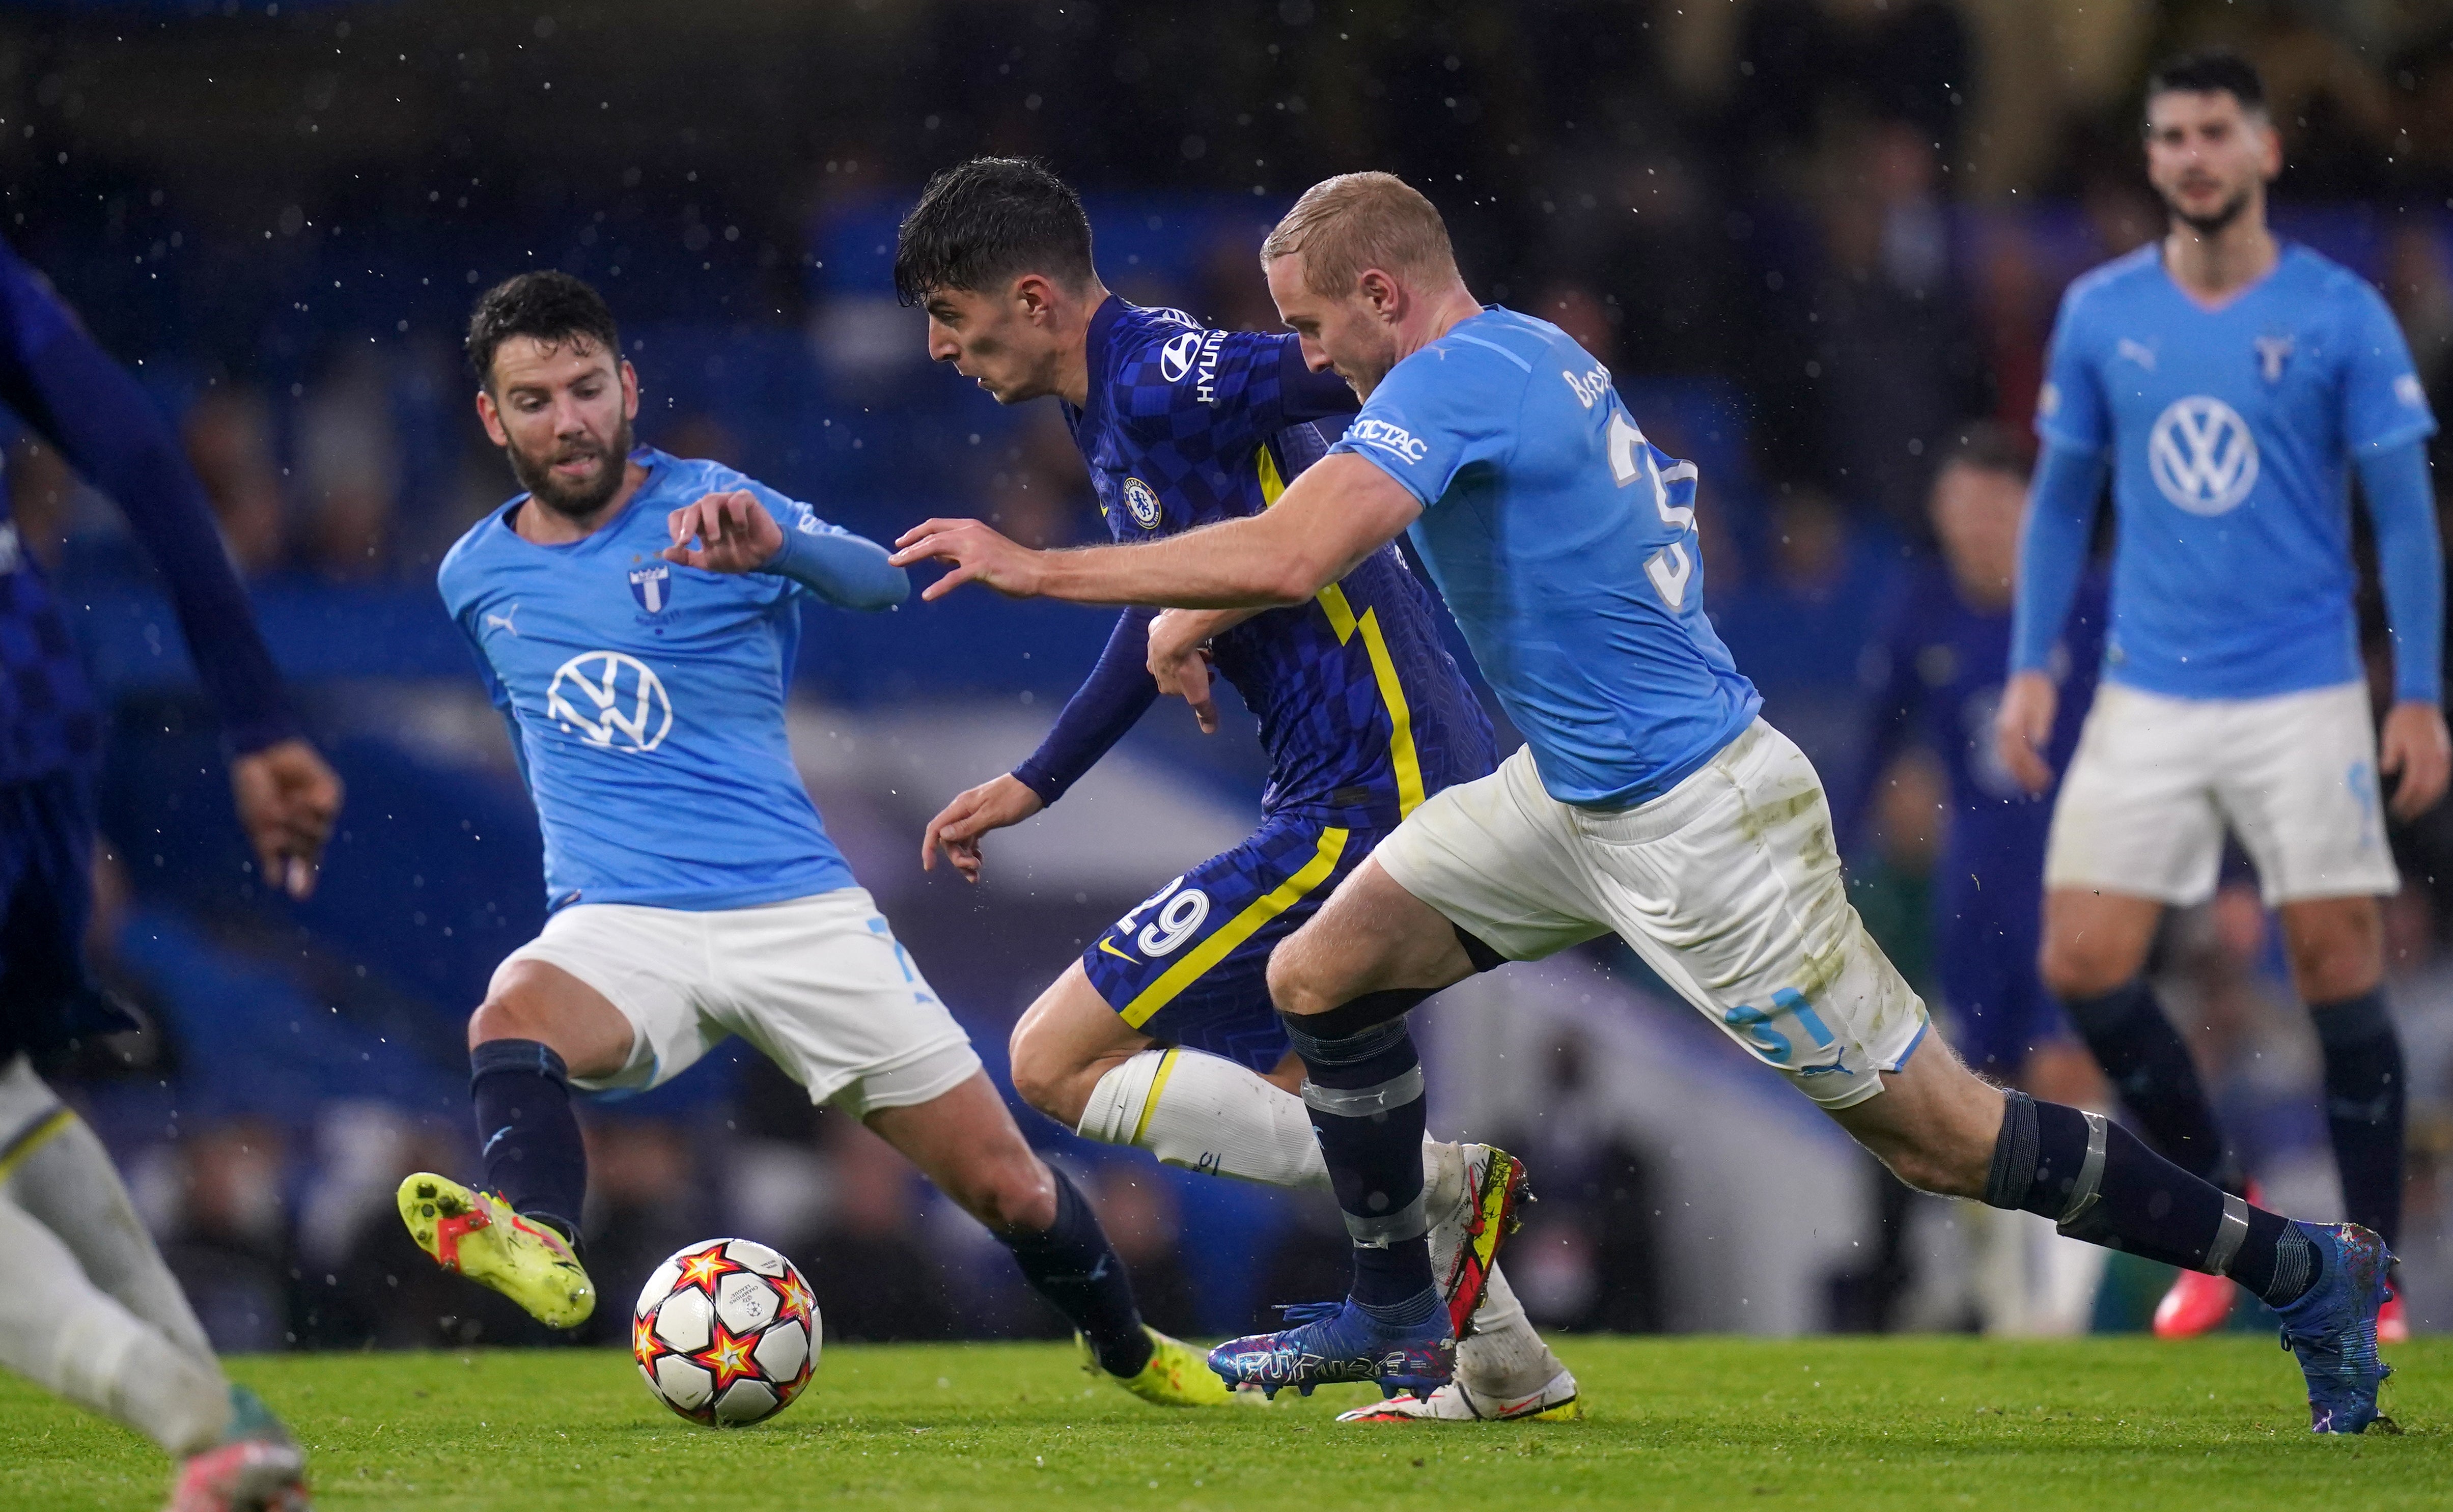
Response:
[4,1337,2449,1510]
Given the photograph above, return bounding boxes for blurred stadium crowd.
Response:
[9,0,2453,1347]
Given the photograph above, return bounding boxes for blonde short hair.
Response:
[1261,172,1459,296]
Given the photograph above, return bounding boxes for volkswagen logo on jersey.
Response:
[1122,476,1162,529]
[2148,396,2260,516]
[546,650,674,753]
[627,563,672,614]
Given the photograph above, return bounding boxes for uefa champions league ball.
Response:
[631,1238,821,1426]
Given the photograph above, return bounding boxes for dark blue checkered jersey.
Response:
[1062,299,1496,822]
[0,235,293,782]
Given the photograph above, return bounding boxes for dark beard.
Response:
[508,414,634,521]
[2168,186,2250,239]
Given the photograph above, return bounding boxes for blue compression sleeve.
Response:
[2361,440,2444,704]
[762,523,908,610]
[2009,441,2107,678]
[1011,607,1160,807]
[0,241,296,753]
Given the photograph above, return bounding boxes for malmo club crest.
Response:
[1123,476,1161,529]
[546,650,673,753]
[629,563,673,614]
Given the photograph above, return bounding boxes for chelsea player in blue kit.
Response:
[399,271,1231,1410]
[901,171,2400,1432]
[894,159,1574,1423]
[0,236,340,1510]
[1998,54,2446,1347]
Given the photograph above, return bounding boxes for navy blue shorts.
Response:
[1934,867,2065,1075]
[1080,811,1385,1074]
[0,770,130,1063]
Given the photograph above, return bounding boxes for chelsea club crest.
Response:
[1122,476,1162,530]
[628,563,672,615]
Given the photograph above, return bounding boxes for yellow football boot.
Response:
[397,1173,595,1329]
[1079,1326,1263,1408]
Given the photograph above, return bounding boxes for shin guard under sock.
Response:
[1983,1090,2319,1306]
[2062,979,2234,1185]
[1281,1001,1434,1311]
[469,1039,587,1242]
[2313,989,2405,1246]
[999,1164,1151,1377]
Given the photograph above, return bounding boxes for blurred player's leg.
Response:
[863,1069,1232,1407]
[1,1074,212,1363]
[0,1187,229,1454]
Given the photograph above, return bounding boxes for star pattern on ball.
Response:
[687,1320,767,1395]
[670,1241,740,1299]
[632,1310,663,1363]
[774,1270,815,1328]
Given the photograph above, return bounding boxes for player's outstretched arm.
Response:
[663,489,908,609]
[890,453,1418,608]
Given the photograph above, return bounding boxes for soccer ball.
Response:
[631,1238,821,1426]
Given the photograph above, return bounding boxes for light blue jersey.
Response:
[2036,243,2437,698]
[1328,307,1761,808]
[437,447,859,911]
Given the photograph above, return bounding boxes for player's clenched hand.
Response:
[1147,608,1221,735]
[230,738,343,901]
[2380,699,2451,821]
[921,774,1044,883]
[887,518,1047,601]
[661,489,785,574]
[1994,670,2059,796]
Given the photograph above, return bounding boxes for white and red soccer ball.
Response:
[631,1238,821,1426]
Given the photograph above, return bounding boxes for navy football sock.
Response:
[2063,978,2236,1186]
[469,1038,588,1244]
[999,1164,1151,1378]
[2313,989,2406,1246]
[1281,1002,1435,1313]
[1983,1091,2317,1305]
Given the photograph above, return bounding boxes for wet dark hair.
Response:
[465,270,621,388]
[2146,50,2268,121]
[892,157,1096,306]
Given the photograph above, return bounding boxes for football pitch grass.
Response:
[6,1337,2450,1511]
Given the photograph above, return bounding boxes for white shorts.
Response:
[2045,681,2398,908]
[1376,722,1930,1109]
[496,888,981,1118]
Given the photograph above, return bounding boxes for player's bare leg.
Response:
[1012,959,1562,1416]
[397,959,614,1329]
[2042,886,2244,1336]
[863,1069,1235,1407]
[2279,893,2408,1339]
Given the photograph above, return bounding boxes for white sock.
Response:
[1456,1262,1566,1398]
[1078,1048,1333,1190]
[6,1110,215,1363]
[0,1190,230,1455]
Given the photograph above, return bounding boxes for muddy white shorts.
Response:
[2044,680,2398,908]
[495,887,981,1118]
[1375,722,1930,1109]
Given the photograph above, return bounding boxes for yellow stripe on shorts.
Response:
[1130,1047,1181,1146]
[1257,449,1428,817]
[0,1107,74,1185]
[1119,826,1351,1029]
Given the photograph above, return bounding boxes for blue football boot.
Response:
[1208,1297,1456,1401]
[2273,1221,2397,1435]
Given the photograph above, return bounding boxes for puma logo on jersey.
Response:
[2117,338,2158,371]
[486,605,519,637]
